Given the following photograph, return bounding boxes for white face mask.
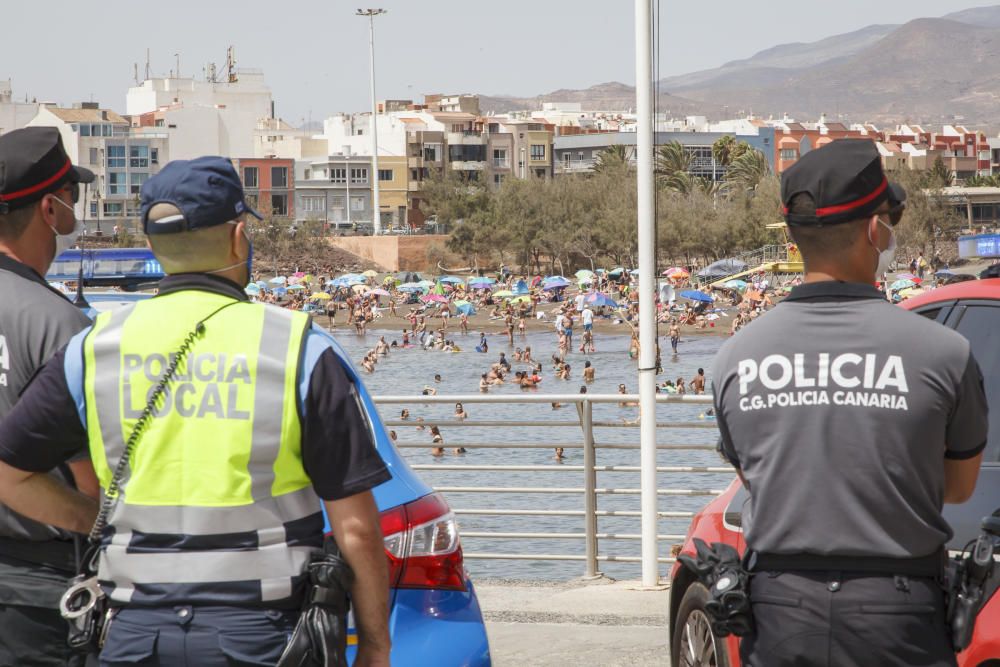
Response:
[49,196,84,257]
[869,217,897,278]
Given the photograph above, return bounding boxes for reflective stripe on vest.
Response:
[82,292,321,605]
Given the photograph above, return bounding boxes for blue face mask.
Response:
[207,223,253,285]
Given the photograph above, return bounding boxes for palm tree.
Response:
[725,148,772,194]
[712,135,737,168]
[592,144,633,174]
[655,141,693,193]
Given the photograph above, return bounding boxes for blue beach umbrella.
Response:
[269,276,287,285]
[542,276,570,289]
[679,290,714,303]
[439,276,465,284]
[724,279,748,290]
[585,292,618,308]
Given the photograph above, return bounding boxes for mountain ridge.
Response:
[481,5,1000,126]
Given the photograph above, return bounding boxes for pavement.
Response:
[475,577,672,667]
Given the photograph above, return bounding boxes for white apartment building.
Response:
[27,104,169,233]
[125,70,273,159]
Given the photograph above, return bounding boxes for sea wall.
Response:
[326,235,450,272]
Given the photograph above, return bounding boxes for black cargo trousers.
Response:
[740,570,956,667]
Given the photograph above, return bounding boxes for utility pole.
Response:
[357,8,386,235]
[634,0,659,588]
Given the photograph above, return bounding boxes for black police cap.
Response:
[0,127,95,214]
[781,138,900,227]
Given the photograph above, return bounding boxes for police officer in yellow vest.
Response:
[0,157,392,666]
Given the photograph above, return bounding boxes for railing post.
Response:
[580,399,601,579]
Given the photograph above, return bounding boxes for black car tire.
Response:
[672,582,731,667]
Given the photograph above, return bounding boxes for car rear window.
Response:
[952,306,1000,463]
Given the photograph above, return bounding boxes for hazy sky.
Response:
[0,0,985,124]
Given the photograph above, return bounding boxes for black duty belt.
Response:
[753,551,944,577]
[0,536,77,572]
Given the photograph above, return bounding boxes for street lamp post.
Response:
[357,8,386,236]
[92,190,102,236]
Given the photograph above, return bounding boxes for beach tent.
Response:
[513,279,530,295]
[696,259,747,280]
[680,290,714,303]
[585,292,618,308]
[659,283,675,304]
[454,300,476,316]
[396,271,422,283]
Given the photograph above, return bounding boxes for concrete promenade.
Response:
[476,577,671,666]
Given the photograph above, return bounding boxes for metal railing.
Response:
[374,393,728,580]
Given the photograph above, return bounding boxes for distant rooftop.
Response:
[45,107,128,124]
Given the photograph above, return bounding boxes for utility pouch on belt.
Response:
[277,537,355,667]
[677,538,753,637]
[946,512,1000,652]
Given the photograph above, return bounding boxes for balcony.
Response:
[450,161,486,171]
[555,159,595,174]
[492,158,511,169]
[447,131,486,146]
[408,181,423,191]
[407,156,423,168]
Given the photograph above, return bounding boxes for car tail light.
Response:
[379,493,466,591]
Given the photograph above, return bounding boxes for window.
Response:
[89,202,98,218]
[103,202,124,217]
[410,168,419,181]
[378,169,393,182]
[780,149,798,160]
[130,172,150,195]
[424,145,440,162]
[530,144,546,161]
[302,196,325,213]
[271,193,288,216]
[130,145,149,168]
[271,166,288,188]
[243,167,258,188]
[493,149,508,168]
[952,305,1000,461]
[448,145,486,162]
[80,124,91,137]
[107,172,126,196]
[107,145,126,169]
[351,168,368,185]
[151,148,159,165]
[89,148,98,165]
[330,196,346,222]
[351,196,365,211]
[330,168,347,184]
[493,174,504,186]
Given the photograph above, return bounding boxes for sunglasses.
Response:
[61,182,80,204]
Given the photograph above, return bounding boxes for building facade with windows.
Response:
[27,104,169,234]
[233,158,294,219]
[293,155,375,231]
[0,80,39,137]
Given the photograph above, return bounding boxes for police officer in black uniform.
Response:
[0,127,95,665]
[711,139,989,667]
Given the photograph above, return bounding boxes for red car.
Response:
[670,278,1000,667]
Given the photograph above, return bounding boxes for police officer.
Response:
[0,127,96,666]
[0,157,392,666]
[710,139,989,667]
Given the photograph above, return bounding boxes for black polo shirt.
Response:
[0,273,390,501]
[711,280,988,559]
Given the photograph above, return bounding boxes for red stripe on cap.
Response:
[814,178,888,218]
[0,159,72,202]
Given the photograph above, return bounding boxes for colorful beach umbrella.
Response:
[467,278,494,289]
[454,300,476,316]
[421,293,449,304]
[269,276,287,285]
[287,284,306,291]
[493,290,514,298]
[890,279,916,291]
[368,288,391,297]
[310,292,331,300]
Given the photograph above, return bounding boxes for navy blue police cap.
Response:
[140,156,262,235]
[781,139,903,227]
[0,127,95,214]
